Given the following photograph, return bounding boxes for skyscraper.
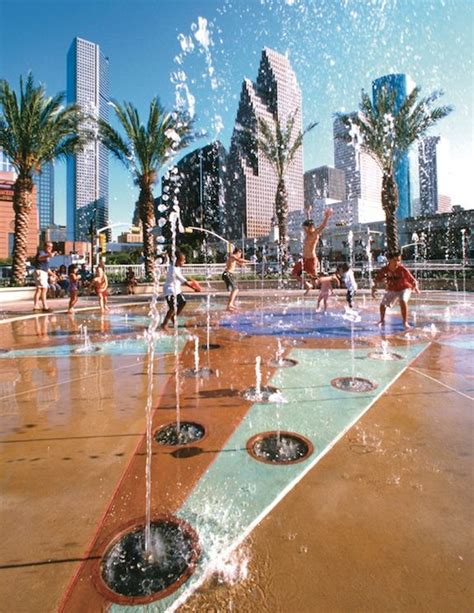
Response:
[156,141,227,235]
[333,115,383,225]
[67,37,109,241]
[418,136,440,216]
[372,73,414,219]
[33,161,54,230]
[226,48,304,239]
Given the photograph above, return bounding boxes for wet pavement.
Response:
[0,291,472,612]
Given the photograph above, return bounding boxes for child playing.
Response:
[316,272,340,313]
[91,266,109,313]
[301,208,332,294]
[161,251,201,330]
[67,264,79,313]
[222,247,252,311]
[125,267,138,295]
[337,263,358,310]
[372,251,419,329]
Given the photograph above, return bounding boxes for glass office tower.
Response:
[372,73,414,220]
[67,37,109,241]
[33,161,54,230]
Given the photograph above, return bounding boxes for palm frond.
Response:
[0,72,86,176]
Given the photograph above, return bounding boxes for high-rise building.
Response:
[67,37,109,241]
[333,116,384,225]
[304,166,348,227]
[417,136,454,216]
[437,194,452,214]
[33,161,54,230]
[157,142,227,235]
[304,166,346,203]
[372,73,414,219]
[418,136,439,216]
[226,48,304,239]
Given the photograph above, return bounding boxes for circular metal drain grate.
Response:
[367,351,403,361]
[100,517,200,604]
[73,346,101,354]
[331,377,377,392]
[241,385,280,402]
[154,422,205,446]
[268,358,298,368]
[200,343,221,351]
[183,367,213,379]
[247,431,313,464]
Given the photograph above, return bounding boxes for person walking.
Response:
[33,241,57,312]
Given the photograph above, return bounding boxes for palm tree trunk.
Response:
[275,179,289,272]
[137,183,156,281]
[381,172,399,254]
[11,175,34,286]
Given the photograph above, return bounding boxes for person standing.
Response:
[372,251,420,329]
[125,267,138,295]
[301,208,332,294]
[67,264,79,313]
[160,251,200,330]
[316,272,340,313]
[222,247,251,311]
[338,263,358,310]
[91,266,109,313]
[33,241,57,312]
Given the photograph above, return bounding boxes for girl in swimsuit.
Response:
[67,264,79,313]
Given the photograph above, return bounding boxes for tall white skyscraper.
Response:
[333,115,384,224]
[67,37,109,241]
[226,48,304,238]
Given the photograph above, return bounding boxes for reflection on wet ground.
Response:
[0,294,472,612]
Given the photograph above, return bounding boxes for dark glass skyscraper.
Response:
[67,37,109,241]
[372,73,413,220]
[157,142,227,235]
[33,161,54,230]
[418,136,440,216]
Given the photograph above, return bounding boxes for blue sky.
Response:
[1,0,472,229]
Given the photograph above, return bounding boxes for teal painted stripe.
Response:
[112,342,427,613]
[0,335,186,359]
[437,339,474,350]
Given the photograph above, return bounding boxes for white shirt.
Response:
[343,269,358,291]
[163,265,188,297]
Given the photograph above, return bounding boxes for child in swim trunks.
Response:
[302,208,332,294]
[372,251,419,329]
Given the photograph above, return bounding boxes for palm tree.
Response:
[254,110,317,271]
[0,73,86,285]
[99,99,194,279]
[337,87,452,253]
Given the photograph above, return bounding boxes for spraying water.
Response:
[193,335,200,373]
[75,324,94,353]
[144,260,163,559]
[255,356,262,400]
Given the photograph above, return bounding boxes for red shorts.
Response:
[303,257,317,277]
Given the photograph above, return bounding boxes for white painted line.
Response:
[409,367,474,401]
[167,342,431,612]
